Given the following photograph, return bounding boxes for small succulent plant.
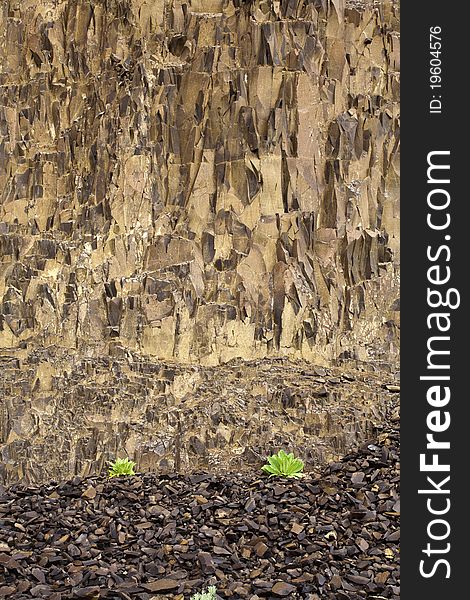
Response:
[262,450,305,478]
[108,457,136,478]
[190,586,217,600]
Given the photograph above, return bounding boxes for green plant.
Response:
[262,449,305,478]
[108,457,136,478]
[190,586,217,600]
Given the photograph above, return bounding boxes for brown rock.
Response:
[351,472,365,484]
[143,579,179,592]
[291,523,304,535]
[254,541,269,557]
[375,571,391,584]
[197,552,215,574]
[272,582,297,596]
[82,486,97,500]
[346,574,370,585]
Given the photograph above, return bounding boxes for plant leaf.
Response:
[262,465,276,474]
[262,449,304,478]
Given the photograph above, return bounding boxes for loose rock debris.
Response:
[0,428,399,599]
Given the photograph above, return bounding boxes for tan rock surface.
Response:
[0,0,400,483]
[0,0,399,365]
[0,348,399,485]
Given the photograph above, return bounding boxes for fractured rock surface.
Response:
[0,348,399,485]
[0,0,400,366]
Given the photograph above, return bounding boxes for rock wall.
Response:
[0,0,400,367]
[0,348,399,485]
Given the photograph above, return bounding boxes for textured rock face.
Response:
[0,348,399,485]
[0,0,399,366]
[0,0,400,484]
